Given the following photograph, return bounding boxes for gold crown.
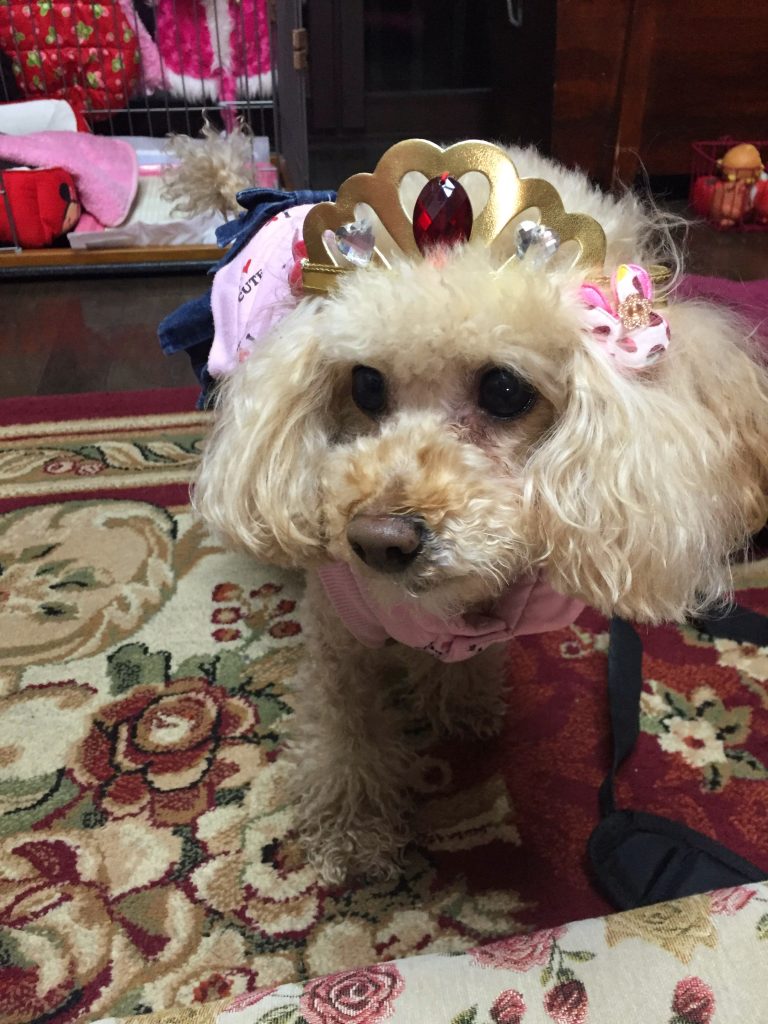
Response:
[301,138,608,295]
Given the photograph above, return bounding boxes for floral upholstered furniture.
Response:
[97,881,768,1024]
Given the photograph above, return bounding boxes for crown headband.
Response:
[301,139,609,295]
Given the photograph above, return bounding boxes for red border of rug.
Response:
[0,387,205,513]
[0,483,199,515]
[0,387,201,426]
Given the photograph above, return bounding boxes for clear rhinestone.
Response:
[334,219,376,267]
[515,220,560,266]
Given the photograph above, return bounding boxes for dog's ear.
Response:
[528,301,768,622]
[194,305,332,566]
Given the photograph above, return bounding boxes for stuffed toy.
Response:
[154,0,271,104]
[691,142,767,229]
[0,0,162,126]
[717,142,764,184]
[753,178,768,225]
[0,167,81,247]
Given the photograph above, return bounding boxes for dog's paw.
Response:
[441,697,507,738]
[311,829,404,886]
[297,804,409,885]
[411,651,508,739]
[417,688,506,739]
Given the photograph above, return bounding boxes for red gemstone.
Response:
[412,173,473,255]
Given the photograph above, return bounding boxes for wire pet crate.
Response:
[689,139,768,232]
[0,0,286,266]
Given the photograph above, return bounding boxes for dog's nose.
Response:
[347,514,424,574]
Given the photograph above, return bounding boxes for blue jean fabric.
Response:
[214,187,335,264]
[157,188,336,408]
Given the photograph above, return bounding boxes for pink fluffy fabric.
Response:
[154,0,272,102]
[0,132,137,225]
[677,274,768,347]
[115,0,164,92]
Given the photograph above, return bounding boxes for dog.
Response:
[194,143,768,884]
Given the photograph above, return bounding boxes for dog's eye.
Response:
[352,365,387,415]
[478,367,537,419]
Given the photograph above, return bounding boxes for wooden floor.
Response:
[1,271,206,399]
[1,220,767,400]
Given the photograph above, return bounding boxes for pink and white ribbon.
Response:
[580,264,670,369]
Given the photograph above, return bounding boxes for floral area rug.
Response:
[1,388,767,1024]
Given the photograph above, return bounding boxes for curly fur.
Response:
[194,147,768,881]
[162,117,254,219]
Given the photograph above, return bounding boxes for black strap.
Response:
[691,603,768,646]
[599,618,644,817]
[601,605,768,819]
[590,605,768,909]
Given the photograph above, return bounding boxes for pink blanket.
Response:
[677,274,768,348]
[0,131,137,226]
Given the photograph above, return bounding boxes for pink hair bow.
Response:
[580,264,670,369]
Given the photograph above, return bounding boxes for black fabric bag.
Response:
[588,613,768,910]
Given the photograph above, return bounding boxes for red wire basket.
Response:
[689,139,768,232]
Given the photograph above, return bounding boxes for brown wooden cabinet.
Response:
[306,0,767,189]
[552,0,768,186]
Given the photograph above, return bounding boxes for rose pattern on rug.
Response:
[2,401,768,1024]
[0,499,528,1023]
[73,673,260,826]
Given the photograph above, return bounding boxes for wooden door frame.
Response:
[274,0,311,188]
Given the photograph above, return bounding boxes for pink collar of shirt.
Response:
[317,563,584,662]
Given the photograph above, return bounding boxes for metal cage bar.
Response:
[0,0,308,266]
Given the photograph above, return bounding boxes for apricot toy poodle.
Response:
[194,141,768,883]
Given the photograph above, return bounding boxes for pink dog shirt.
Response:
[317,564,585,662]
[209,203,314,376]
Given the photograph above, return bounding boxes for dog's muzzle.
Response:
[347,514,425,574]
